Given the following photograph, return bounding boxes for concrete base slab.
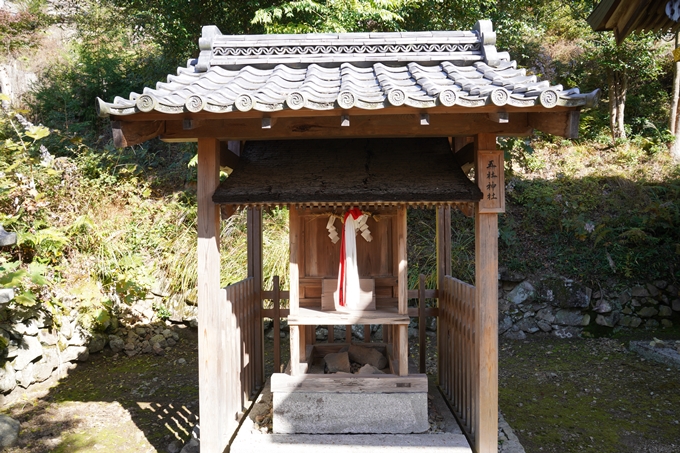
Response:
[273,391,429,434]
[231,433,471,452]
[230,376,472,453]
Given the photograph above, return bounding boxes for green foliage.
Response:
[0,1,51,54]
[253,0,419,33]
[30,1,167,140]
[503,140,680,285]
[106,0,277,68]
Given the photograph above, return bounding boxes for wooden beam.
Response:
[111,120,164,148]
[474,133,499,453]
[528,111,580,139]
[183,119,202,130]
[487,112,509,123]
[220,140,240,171]
[197,138,230,452]
[160,113,534,142]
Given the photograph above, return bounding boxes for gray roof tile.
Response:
[96,21,599,118]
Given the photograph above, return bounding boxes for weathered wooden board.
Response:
[288,307,409,325]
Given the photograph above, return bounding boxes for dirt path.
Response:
[1,325,679,453]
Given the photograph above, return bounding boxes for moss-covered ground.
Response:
[1,325,198,453]
[499,333,680,453]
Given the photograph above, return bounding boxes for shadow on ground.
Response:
[2,325,199,453]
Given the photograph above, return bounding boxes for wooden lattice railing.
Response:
[439,275,477,439]
[222,277,259,423]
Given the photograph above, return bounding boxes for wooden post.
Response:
[289,205,300,375]
[436,206,451,386]
[247,207,264,391]
[418,273,426,374]
[273,276,281,373]
[397,205,408,376]
[197,138,230,453]
[474,133,501,453]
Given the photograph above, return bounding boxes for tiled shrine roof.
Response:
[96,21,598,118]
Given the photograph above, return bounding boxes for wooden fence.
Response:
[231,274,479,446]
[222,277,260,429]
[439,274,477,439]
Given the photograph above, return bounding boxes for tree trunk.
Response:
[608,69,627,140]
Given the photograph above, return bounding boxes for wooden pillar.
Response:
[436,206,452,386]
[197,138,229,453]
[396,205,408,376]
[247,207,264,391]
[289,205,301,375]
[474,133,503,453]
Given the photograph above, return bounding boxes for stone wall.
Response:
[0,306,91,402]
[0,299,188,404]
[499,269,679,339]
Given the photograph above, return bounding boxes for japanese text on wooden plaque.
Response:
[477,150,505,213]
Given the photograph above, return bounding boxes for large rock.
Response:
[38,328,58,346]
[12,335,43,370]
[515,318,539,334]
[323,352,351,373]
[503,329,526,340]
[33,347,58,383]
[0,361,16,393]
[88,333,107,354]
[498,314,513,334]
[348,345,388,369]
[358,364,384,375]
[596,313,619,328]
[535,307,555,323]
[13,319,39,336]
[108,335,125,353]
[506,281,535,305]
[61,345,89,363]
[0,289,14,304]
[593,299,613,314]
[0,414,20,448]
[68,327,90,347]
[16,362,35,388]
[637,307,658,318]
[554,309,590,327]
[631,286,649,298]
[658,305,672,317]
[0,226,17,247]
[536,277,591,309]
[645,283,660,297]
[673,300,680,312]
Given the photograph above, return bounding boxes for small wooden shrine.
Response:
[97,20,598,453]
